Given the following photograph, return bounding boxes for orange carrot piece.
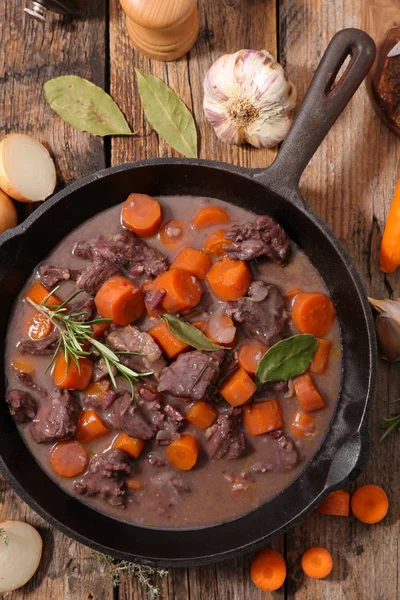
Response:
[351,484,389,524]
[171,247,212,280]
[152,268,202,313]
[76,409,110,444]
[159,219,188,250]
[121,193,162,238]
[11,354,35,374]
[25,281,62,306]
[251,548,287,591]
[238,341,268,375]
[166,434,199,470]
[204,314,236,347]
[192,205,230,230]
[220,368,257,407]
[207,257,252,301]
[95,275,144,326]
[84,380,110,404]
[50,440,88,478]
[191,320,206,332]
[290,411,316,438]
[283,287,303,302]
[243,399,284,436]
[126,476,144,491]
[293,374,325,412]
[113,433,145,458]
[26,311,52,340]
[292,292,336,337]
[53,355,93,391]
[91,322,110,339]
[301,547,333,579]
[185,401,218,430]
[380,180,400,272]
[317,490,350,516]
[204,228,230,256]
[309,338,332,374]
[148,320,190,359]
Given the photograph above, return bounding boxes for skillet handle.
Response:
[256,28,376,190]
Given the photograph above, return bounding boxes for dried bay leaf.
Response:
[162,314,224,351]
[135,69,198,158]
[255,334,318,386]
[44,76,132,137]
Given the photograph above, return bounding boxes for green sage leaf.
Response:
[162,314,224,351]
[44,76,132,137]
[135,69,198,158]
[255,334,318,386]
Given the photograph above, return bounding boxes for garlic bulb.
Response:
[369,297,400,361]
[203,49,297,148]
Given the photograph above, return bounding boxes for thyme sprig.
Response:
[0,528,9,546]
[97,553,168,598]
[26,287,152,395]
[381,398,400,440]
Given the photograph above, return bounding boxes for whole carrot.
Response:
[380,180,400,273]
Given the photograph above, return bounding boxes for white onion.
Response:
[0,520,42,592]
[0,134,56,202]
[0,189,17,234]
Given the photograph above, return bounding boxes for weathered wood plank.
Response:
[280,1,400,598]
[0,2,113,598]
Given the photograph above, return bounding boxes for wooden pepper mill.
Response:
[120,0,200,62]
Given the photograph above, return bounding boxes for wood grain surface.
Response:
[0,0,399,598]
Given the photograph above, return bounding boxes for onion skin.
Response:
[0,189,17,235]
[0,520,42,592]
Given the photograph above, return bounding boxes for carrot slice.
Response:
[95,275,144,326]
[220,368,257,407]
[301,547,333,579]
[309,338,332,374]
[76,409,110,444]
[121,193,162,237]
[380,180,400,272]
[204,314,236,347]
[290,411,316,438]
[317,490,350,516]
[251,548,287,591]
[171,247,212,280]
[166,434,199,470]
[351,484,389,524]
[11,354,36,374]
[238,341,268,375]
[191,320,206,332]
[50,440,88,478]
[148,320,190,359]
[243,399,284,436]
[26,312,52,340]
[159,219,188,250]
[84,380,110,404]
[152,268,202,313]
[192,205,230,229]
[53,355,93,391]
[293,374,325,413]
[207,257,252,301]
[25,281,61,306]
[91,322,110,339]
[185,401,218,430]
[292,292,336,337]
[126,476,144,491]
[113,432,145,458]
[204,228,230,256]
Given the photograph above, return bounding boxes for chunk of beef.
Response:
[30,388,81,443]
[147,451,166,467]
[76,256,119,296]
[107,392,155,440]
[92,358,117,382]
[143,287,166,310]
[70,298,95,322]
[74,449,131,506]
[273,432,299,471]
[226,283,287,346]
[205,408,246,460]
[16,372,47,398]
[164,404,184,422]
[39,265,70,289]
[6,389,37,423]
[155,404,184,446]
[157,350,225,400]
[73,240,93,260]
[225,215,291,264]
[18,331,59,356]
[106,325,166,378]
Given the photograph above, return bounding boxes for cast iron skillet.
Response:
[0,28,377,567]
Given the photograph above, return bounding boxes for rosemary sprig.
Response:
[26,287,152,395]
[381,397,400,440]
[97,553,168,598]
[0,528,9,546]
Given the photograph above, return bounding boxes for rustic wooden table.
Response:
[1,0,399,598]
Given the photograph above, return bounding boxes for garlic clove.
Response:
[203,49,296,149]
[375,312,400,362]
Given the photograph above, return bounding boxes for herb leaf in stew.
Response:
[255,334,318,386]
[162,314,224,351]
